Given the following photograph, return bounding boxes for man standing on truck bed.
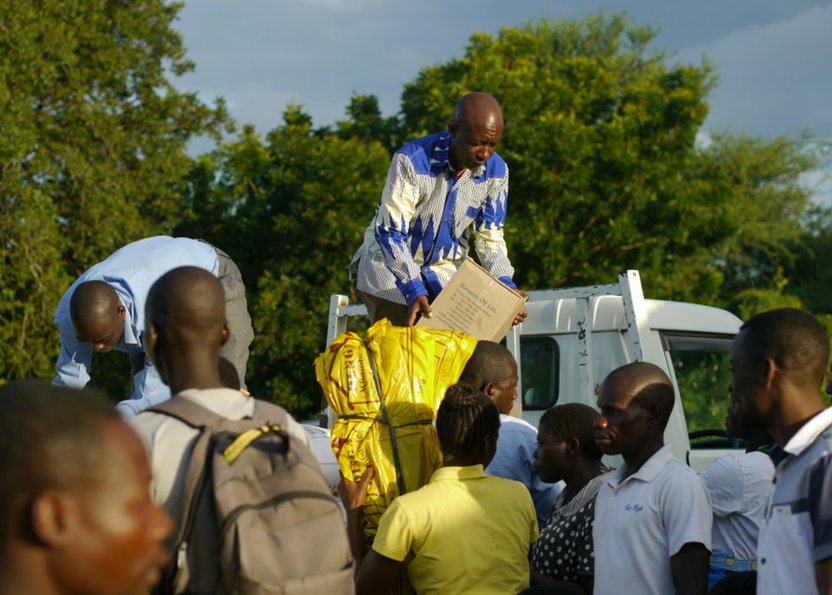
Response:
[350,92,527,327]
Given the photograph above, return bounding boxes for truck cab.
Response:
[326,270,744,471]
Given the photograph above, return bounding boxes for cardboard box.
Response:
[416,258,526,341]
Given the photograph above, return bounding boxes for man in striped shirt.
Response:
[351,92,527,327]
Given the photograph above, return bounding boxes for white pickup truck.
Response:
[324,270,744,471]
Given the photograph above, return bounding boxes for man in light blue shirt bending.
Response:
[53,236,253,417]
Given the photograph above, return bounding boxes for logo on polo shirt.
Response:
[624,503,644,512]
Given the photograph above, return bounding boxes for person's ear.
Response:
[30,491,75,548]
[565,437,580,458]
[220,322,229,347]
[646,401,664,427]
[763,356,779,390]
[117,305,126,321]
[145,322,159,358]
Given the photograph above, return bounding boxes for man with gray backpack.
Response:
[129,266,354,594]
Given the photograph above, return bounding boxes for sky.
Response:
[175,0,832,203]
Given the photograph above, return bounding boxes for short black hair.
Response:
[458,341,513,389]
[539,403,603,462]
[0,380,118,547]
[69,280,119,331]
[740,308,830,389]
[436,383,500,459]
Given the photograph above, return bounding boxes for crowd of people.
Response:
[0,92,830,595]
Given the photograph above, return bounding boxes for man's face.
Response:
[56,422,172,595]
[74,307,125,353]
[729,330,770,429]
[594,378,649,457]
[490,356,518,415]
[534,429,571,484]
[448,114,503,172]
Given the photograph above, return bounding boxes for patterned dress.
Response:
[530,473,609,582]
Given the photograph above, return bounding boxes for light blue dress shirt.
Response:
[53,236,219,404]
[486,414,561,529]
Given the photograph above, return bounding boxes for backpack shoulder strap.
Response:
[249,399,290,426]
[146,394,226,428]
[147,396,226,580]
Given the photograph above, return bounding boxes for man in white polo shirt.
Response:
[593,362,712,595]
[729,308,832,595]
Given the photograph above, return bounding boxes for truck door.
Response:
[661,332,744,472]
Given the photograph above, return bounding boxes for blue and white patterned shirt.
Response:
[757,407,832,595]
[353,131,516,306]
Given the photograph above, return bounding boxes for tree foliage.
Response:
[176,105,390,414]
[397,15,817,306]
[2,8,828,418]
[0,0,225,386]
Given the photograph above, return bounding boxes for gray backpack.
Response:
[148,397,354,595]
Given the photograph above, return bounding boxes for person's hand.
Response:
[338,466,375,512]
[512,288,529,327]
[406,295,432,326]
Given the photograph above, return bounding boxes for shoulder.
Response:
[655,457,706,494]
[499,415,537,435]
[483,151,507,179]
[701,453,743,486]
[395,132,443,174]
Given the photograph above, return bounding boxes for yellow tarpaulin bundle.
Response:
[315,319,477,537]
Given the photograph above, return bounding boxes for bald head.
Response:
[145,266,227,344]
[604,362,675,423]
[448,92,504,172]
[144,266,228,391]
[69,280,125,352]
[595,362,676,462]
[452,92,503,127]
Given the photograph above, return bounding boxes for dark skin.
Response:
[0,421,172,595]
[143,266,229,394]
[729,329,832,593]
[340,436,499,595]
[531,431,601,594]
[70,281,126,353]
[595,363,709,595]
[405,92,528,327]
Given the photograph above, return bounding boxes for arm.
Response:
[816,558,832,595]
[670,542,710,595]
[129,358,170,402]
[373,153,429,309]
[356,550,403,595]
[53,331,92,388]
[473,168,514,288]
[337,467,375,563]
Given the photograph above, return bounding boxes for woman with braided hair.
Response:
[339,383,539,595]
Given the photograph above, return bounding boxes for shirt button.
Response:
[761,558,766,564]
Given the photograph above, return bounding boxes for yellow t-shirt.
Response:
[372,464,539,594]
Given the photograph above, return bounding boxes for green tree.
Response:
[396,14,818,307]
[177,106,390,415]
[0,0,226,387]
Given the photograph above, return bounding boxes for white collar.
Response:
[784,407,832,456]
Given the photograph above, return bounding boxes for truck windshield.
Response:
[662,333,737,449]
